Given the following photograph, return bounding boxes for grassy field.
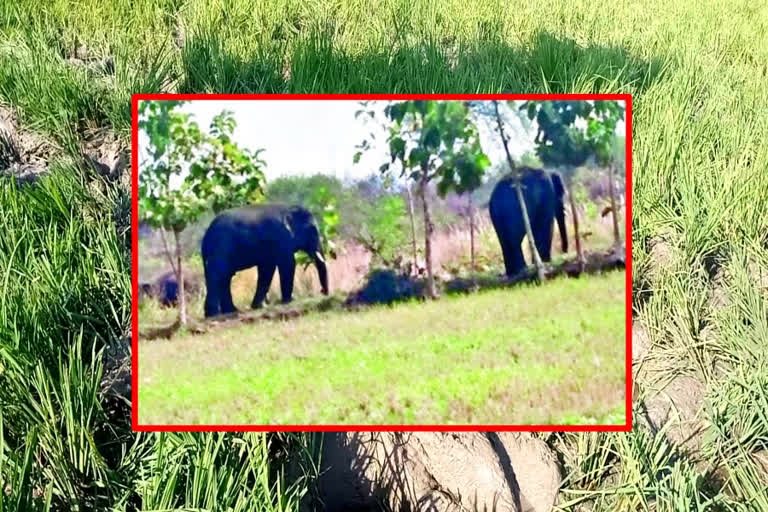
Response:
[139,274,626,425]
[1,0,767,510]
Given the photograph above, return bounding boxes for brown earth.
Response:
[310,432,560,512]
[0,104,57,183]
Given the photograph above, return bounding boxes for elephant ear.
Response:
[284,206,312,233]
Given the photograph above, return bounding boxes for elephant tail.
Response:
[551,173,568,253]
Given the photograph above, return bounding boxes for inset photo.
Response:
[132,94,631,430]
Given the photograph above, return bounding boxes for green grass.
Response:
[1,0,768,509]
[138,274,625,425]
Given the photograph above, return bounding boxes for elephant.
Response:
[139,271,200,307]
[201,204,329,318]
[488,167,568,277]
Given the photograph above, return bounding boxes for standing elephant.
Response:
[489,167,568,277]
[201,204,329,318]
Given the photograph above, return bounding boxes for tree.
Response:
[356,100,490,298]
[465,101,547,281]
[590,122,626,249]
[519,99,625,270]
[355,195,409,268]
[354,102,421,278]
[138,101,266,325]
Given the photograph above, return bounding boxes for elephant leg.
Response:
[499,227,525,277]
[505,241,526,277]
[203,264,221,318]
[534,218,555,263]
[278,260,296,304]
[251,263,276,309]
[219,273,238,314]
[204,280,220,318]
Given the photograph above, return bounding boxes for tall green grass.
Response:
[0,169,320,509]
[1,0,767,509]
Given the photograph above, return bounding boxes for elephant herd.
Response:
[141,167,567,318]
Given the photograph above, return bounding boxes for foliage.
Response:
[519,100,625,169]
[0,167,318,510]
[357,195,409,265]
[296,184,340,266]
[376,100,491,196]
[138,101,267,231]
[355,268,426,306]
[356,100,491,296]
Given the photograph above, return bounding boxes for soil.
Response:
[0,104,128,187]
[633,320,708,463]
[0,105,58,183]
[80,126,129,182]
[100,335,131,402]
[309,432,560,512]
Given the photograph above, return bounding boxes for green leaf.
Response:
[390,137,406,162]
[407,147,430,167]
[423,126,440,151]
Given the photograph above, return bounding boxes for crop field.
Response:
[1,0,767,510]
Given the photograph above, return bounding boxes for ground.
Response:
[138,273,626,425]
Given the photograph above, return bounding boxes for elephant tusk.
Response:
[315,251,326,264]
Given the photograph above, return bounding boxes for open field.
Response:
[1,0,767,510]
[136,206,623,326]
[139,274,626,425]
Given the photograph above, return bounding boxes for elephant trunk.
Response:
[551,172,568,253]
[556,201,568,253]
[314,251,329,295]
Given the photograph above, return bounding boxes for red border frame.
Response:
[131,93,633,432]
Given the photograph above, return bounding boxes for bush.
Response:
[352,268,427,305]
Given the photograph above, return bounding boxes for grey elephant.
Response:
[489,167,568,277]
[201,204,329,318]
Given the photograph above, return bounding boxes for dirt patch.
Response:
[646,231,682,282]
[633,320,708,462]
[0,104,127,187]
[642,373,707,455]
[310,432,560,512]
[62,40,115,85]
[753,450,768,475]
[747,254,768,293]
[0,104,58,183]
[100,335,131,401]
[631,319,653,362]
[80,127,129,183]
[708,266,731,312]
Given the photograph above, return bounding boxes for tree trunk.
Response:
[565,179,585,272]
[173,228,187,326]
[419,172,436,298]
[608,163,621,247]
[469,194,475,273]
[406,182,418,276]
[158,226,178,276]
[492,101,545,281]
